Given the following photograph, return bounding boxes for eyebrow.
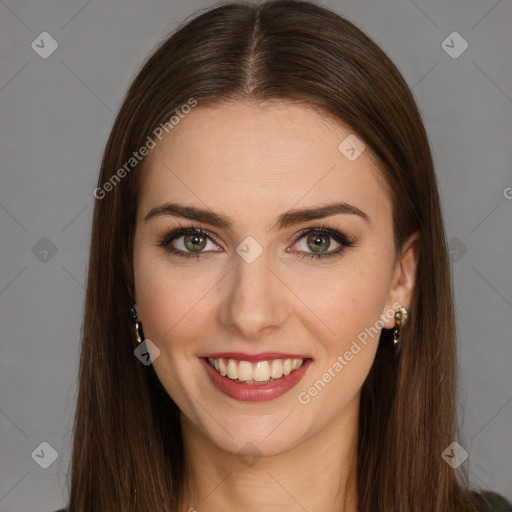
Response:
[144,201,370,229]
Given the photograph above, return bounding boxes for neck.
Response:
[179,401,360,512]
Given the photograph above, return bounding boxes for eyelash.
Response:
[157,222,357,261]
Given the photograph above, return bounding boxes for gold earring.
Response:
[128,300,145,344]
[393,306,408,347]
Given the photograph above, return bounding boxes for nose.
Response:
[218,249,291,340]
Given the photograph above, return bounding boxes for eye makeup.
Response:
[157,221,357,261]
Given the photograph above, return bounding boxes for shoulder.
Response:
[474,491,512,512]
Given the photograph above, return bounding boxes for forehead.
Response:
[138,101,391,226]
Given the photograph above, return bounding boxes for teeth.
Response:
[253,361,271,382]
[227,359,238,379]
[237,361,253,381]
[270,359,283,379]
[207,357,305,384]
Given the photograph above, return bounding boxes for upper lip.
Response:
[201,352,312,362]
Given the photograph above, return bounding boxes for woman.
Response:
[57,1,511,510]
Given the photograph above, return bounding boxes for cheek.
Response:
[300,255,392,350]
[133,260,214,413]
[133,259,208,349]
[293,265,388,423]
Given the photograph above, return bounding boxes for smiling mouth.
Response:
[206,357,308,385]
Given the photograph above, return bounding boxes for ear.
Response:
[382,232,419,328]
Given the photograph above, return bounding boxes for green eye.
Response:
[183,233,207,252]
[293,226,357,260]
[159,225,219,260]
[306,233,331,253]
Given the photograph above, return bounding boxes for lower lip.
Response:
[200,358,313,402]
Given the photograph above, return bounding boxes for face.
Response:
[132,101,415,457]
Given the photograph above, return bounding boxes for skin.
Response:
[132,101,418,512]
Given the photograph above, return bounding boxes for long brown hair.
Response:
[68,1,484,510]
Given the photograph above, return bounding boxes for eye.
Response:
[157,223,356,261]
[158,224,221,260]
[290,225,357,260]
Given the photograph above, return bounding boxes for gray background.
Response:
[0,0,511,510]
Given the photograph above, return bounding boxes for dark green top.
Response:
[53,491,512,511]
[476,491,512,511]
